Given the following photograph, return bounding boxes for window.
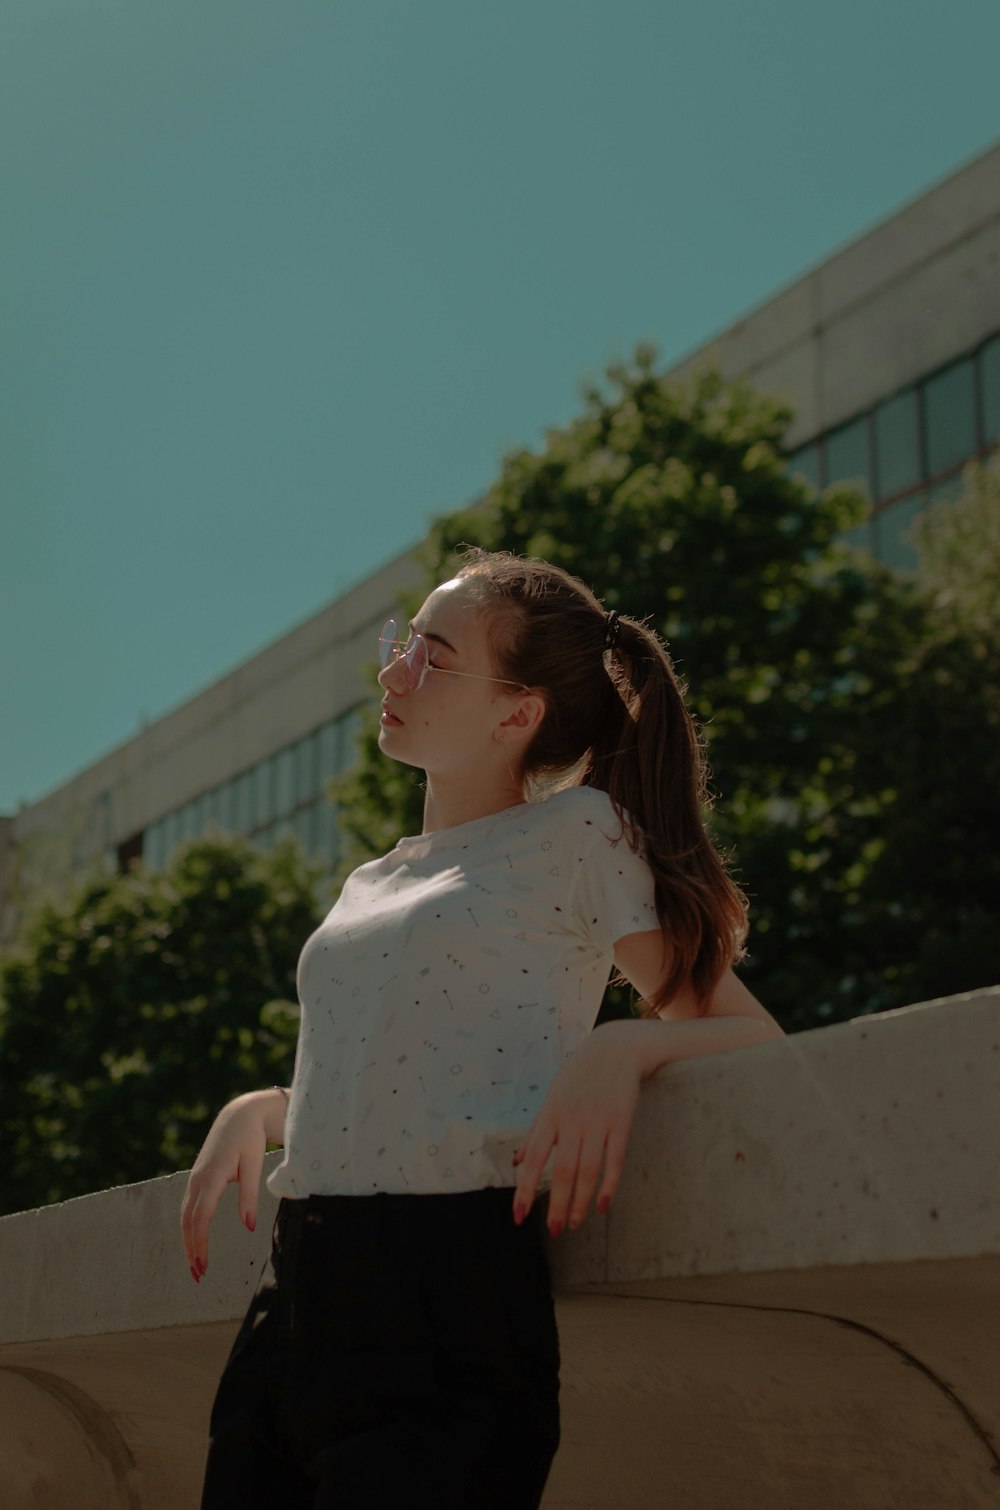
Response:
[235,770,255,833]
[787,443,821,494]
[316,801,339,865]
[874,492,924,574]
[294,805,317,855]
[178,802,198,842]
[923,358,976,477]
[275,745,297,817]
[143,820,166,870]
[162,810,181,862]
[254,759,275,828]
[318,719,340,781]
[981,336,1000,448]
[204,788,222,831]
[840,519,875,557]
[874,390,920,499]
[298,731,321,803]
[336,707,364,773]
[825,416,873,495]
[217,780,237,832]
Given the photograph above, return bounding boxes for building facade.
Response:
[2,140,998,943]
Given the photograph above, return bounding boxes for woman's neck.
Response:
[421,781,526,835]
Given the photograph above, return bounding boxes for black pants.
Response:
[201,1187,561,1509]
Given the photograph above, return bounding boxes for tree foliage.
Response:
[0,835,320,1216]
[873,457,1000,1009]
[334,345,999,1030]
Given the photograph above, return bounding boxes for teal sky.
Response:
[3,0,999,813]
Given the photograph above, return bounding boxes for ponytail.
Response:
[585,613,748,1013]
[454,547,749,1016]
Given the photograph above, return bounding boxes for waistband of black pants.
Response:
[277,1185,529,1227]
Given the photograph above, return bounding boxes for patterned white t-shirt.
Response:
[266,784,659,1199]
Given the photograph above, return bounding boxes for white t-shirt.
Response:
[266,784,659,1200]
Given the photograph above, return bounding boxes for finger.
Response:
[237,1142,265,1233]
[180,1181,205,1271]
[595,1125,628,1214]
[187,1179,226,1272]
[566,1130,608,1229]
[512,1125,556,1223]
[543,1131,584,1236]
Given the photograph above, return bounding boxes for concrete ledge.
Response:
[1,987,998,1507]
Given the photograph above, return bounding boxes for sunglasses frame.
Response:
[378,619,529,693]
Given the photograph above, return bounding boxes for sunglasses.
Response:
[378,619,529,693]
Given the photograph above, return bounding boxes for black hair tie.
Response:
[603,610,622,651]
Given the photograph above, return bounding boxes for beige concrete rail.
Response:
[1,987,998,1508]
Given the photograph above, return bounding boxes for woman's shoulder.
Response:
[534,783,629,838]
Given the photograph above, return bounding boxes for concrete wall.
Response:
[669,140,1000,446]
[2,987,997,1508]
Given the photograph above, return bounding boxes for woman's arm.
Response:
[511,931,783,1237]
[612,927,785,1076]
[180,1087,289,1283]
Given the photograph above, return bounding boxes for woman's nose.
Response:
[377,657,408,693]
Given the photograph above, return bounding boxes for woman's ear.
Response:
[500,691,547,740]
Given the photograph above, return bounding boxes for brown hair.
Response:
[454,546,749,1016]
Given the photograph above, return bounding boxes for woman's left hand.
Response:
[511,1019,646,1237]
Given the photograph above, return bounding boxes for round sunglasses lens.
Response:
[378,620,398,669]
[402,635,427,689]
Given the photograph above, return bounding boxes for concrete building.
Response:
[2,137,999,942]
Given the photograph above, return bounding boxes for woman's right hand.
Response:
[180,1091,269,1284]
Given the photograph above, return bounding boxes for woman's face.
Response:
[376,578,520,776]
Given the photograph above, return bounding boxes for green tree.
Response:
[0,834,322,1216]
[335,345,996,1030]
[863,458,1000,1009]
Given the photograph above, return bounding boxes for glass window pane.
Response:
[275,746,297,816]
[825,416,873,495]
[316,802,339,864]
[335,707,364,774]
[218,781,237,832]
[162,811,180,861]
[204,788,221,831]
[787,443,820,494]
[298,731,321,802]
[143,821,165,870]
[874,390,920,499]
[293,806,315,855]
[981,336,1000,447]
[874,492,924,574]
[254,759,275,827]
[840,519,875,557]
[924,359,976,477]
[318,720,339,780]
[235,770,254,833]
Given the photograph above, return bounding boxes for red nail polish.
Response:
[513,1202,526,1225]
[598,1195,611,1215]
[549,1219,563,1238]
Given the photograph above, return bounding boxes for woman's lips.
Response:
[380,709,403,726]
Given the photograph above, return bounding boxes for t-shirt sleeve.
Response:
[569,814,660,956]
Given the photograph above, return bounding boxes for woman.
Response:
[181,547,783,1509]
